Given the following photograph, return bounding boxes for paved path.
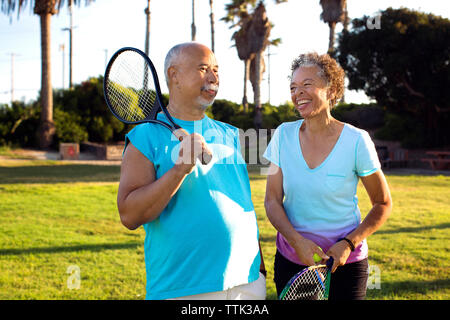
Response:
[2,149,449,176]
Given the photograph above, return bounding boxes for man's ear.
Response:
[167,66,178,85]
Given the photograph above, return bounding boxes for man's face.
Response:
[171,45,219,108]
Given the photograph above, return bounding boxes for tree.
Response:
[223,0,256,113]
[191,0,196,41]
[209,0,215,52]
[248,2,270,127]
[319,0,347,54]
[336,7,450,147]
[144,0,151,55]
[223,0,286,118]
[1,0,94,149]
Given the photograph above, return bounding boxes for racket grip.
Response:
[201,148,213,165]
[174,128,212,166]
[326,257,334,269]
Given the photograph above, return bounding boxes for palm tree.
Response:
[319,0,347,55]
[144,0,151,55]
[191,0,196,41]
[1,0,94,149]
[247,2,270,127]
[223,0,256,113]
[209,0,215,52]
[223,0,286,115]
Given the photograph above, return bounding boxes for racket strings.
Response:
[105,50,157,122]
[281,266,329,300]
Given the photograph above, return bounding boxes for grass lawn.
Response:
[0,159,449,299]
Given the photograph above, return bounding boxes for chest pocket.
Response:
[325,173,346,192]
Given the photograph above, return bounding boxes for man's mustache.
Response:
[201,84,219,93]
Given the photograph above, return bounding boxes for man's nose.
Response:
[208,70,219,83]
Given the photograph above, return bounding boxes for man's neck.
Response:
[166,100,206,121]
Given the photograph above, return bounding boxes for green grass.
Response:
[0,160,449,299]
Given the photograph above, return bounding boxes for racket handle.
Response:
[173,128,212,165]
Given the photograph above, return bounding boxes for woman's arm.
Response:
[326,169,392,271]
[264,163,328,266]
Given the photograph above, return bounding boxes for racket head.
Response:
[279,257,334,300]
[103,47,170,125]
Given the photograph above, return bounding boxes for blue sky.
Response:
[0,0,448,106]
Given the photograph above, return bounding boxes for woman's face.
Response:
[290,66,332,119]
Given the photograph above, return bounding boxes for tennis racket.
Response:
[103,47,212,165]
[279,257,334,300]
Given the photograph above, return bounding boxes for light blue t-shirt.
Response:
[125,113,261,300]
[263,120,380,265]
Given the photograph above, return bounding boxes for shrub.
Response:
[53,109,88,144]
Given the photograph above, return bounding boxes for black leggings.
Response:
[274,250,369,300]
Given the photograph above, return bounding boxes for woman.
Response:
[263,52,392,300]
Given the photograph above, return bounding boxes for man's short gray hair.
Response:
[164,43,191,86]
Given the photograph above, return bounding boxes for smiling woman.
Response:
[263,52,392,300]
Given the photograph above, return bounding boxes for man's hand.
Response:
[175,132,211,174]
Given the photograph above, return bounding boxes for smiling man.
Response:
[116,42,266,300]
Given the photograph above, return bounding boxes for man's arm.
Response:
[117,142,190,230]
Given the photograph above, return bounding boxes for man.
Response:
[117,42,266,300]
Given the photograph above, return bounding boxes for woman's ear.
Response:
[327,87,336,103]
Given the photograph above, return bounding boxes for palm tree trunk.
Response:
[39,12,55,149]
[254,51,262,109]
[145,0,151,55]
[191,0,196,41]
[253,51,263,130]
[328,21,336,54]
[209,0,215,52]
[243,59,250,113]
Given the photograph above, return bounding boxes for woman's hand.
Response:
[325,240,352,272]
[289,235,329,266]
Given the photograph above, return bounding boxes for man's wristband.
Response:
[338,237,355,252]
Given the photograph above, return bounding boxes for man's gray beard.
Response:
[196,96,215,110]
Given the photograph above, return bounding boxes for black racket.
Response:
[103,47,212,165]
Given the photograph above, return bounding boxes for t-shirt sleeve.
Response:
[263,124,283,167]
[356,130,381,176]
[124,124,156,163]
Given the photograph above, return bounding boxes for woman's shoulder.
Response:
[343,122,371,138]
[341,123,375,148]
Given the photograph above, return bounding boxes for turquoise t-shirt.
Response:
[125,113,261,300]
[263,120,380,265]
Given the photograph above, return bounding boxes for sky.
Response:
[0,0,449,107]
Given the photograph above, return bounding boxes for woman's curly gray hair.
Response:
[290,52,345,107]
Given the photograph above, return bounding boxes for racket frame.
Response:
[103,46,181,132]
[279,257,334,300]
[103,46,213,165]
